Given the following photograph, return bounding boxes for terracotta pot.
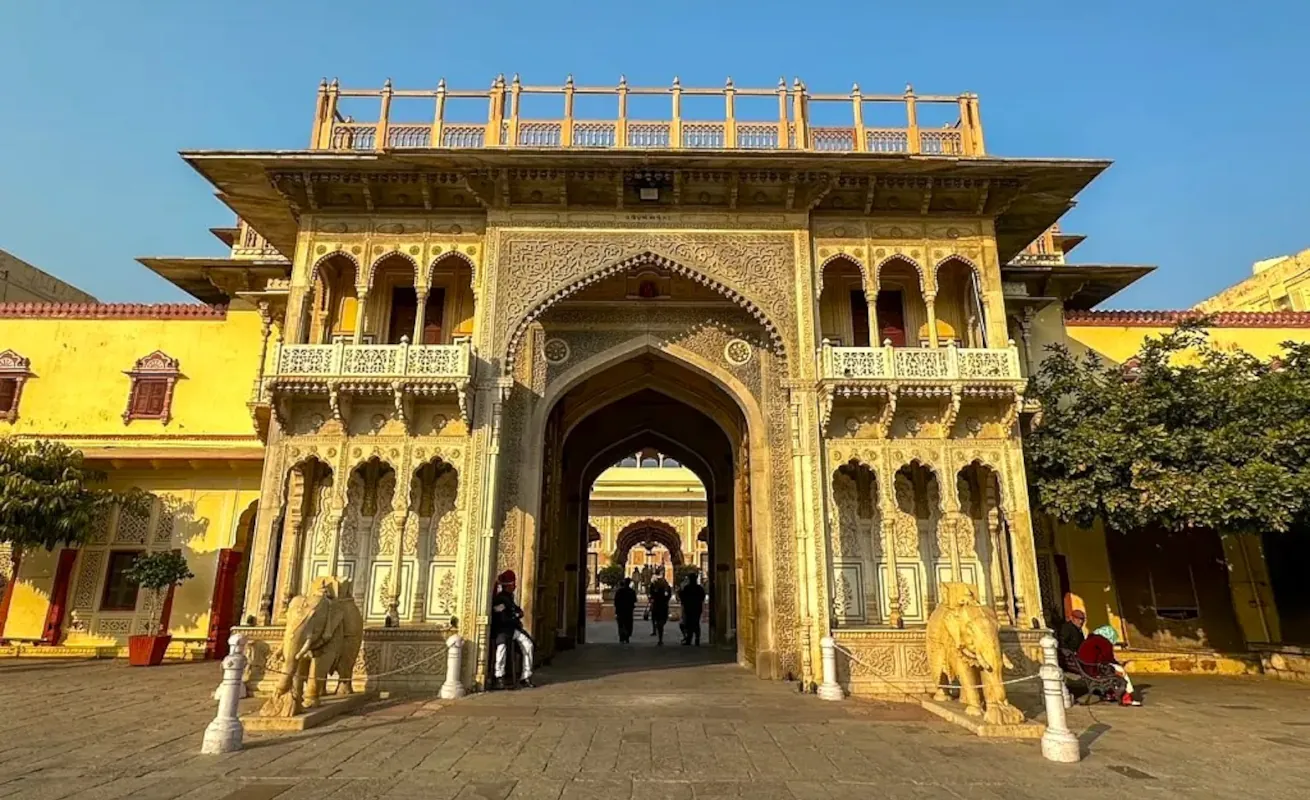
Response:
[127,634,172,667]
[601,588,614,602]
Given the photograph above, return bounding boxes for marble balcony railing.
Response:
[820,341,1022,382]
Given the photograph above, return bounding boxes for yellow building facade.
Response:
[0,302,269,658]
[5,73,1306,691]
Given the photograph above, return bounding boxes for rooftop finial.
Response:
[619,74,628,88]
[382,77,393,91]
[905,82,915,95]
[329,77,339,89]
[792,77,803,90]
[511,73,521,87]
[852,82,861,94]
[437,77,446,91]
[725,76,734,89]
[565,74,574,88]
[672,76,681,88]
[318,78,328,90]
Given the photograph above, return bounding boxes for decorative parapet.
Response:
[266,339,473,424]
[310,76,985,156]
[1066,310,1310,328]
[0,303,227,320]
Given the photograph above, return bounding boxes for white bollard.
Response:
[1038,633,1081,763]
[201,633,248,754]
[817,636,844,701]
[439,633,466,699]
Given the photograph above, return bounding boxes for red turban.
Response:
[498,570,517,586]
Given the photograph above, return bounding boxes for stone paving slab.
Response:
[0,646,1307,799]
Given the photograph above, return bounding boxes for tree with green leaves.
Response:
[1025,321,1310,537]
[0,438,144,551]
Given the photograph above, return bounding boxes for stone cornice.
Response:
[1067,309,1310,328]
[0,303,228,320]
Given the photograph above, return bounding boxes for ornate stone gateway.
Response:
[198,74,1101,693]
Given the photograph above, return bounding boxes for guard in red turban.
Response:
[491,570,534,689]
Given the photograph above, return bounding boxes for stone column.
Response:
[410,508,432,624]
[387,491,411,626]
[351,292,369,346]
[470,380,512,686]
[1003,448,1044,629]
[244,446,288,625]
[923,291,940,347]
[412,289,429,345]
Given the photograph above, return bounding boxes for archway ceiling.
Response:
[564,388,733,502]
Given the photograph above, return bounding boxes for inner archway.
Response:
[530,349,767,671]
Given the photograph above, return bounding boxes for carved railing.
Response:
[310,77,985,155]
[272,341,471,381]
[822,342,1021,382]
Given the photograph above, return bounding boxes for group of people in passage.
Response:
[613,572,706,646]
[1056,608,1142,706]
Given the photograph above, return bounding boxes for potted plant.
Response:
[597,565,625,602]
[124,550,194,666]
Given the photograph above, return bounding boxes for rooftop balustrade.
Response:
[310,76,985,156]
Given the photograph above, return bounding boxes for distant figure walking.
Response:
[648,576,672,645]
[678,573,706,646]
[614,578,638,643]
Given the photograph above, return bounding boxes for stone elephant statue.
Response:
[259,576,364,717]
[925,581,1024,725]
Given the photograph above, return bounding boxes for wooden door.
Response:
[422,289,445,344]
[388,288,417,344]
[876,290,907,347]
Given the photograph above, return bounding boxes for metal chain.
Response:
[246,637,454,681]
[830,640,1042,698]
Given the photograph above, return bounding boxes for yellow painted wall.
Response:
[1052,518,1126,640]
[0,309,266,441]
[1066,323,1307,365]
[1221,533,1281,645]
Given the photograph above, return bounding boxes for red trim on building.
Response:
[1066,310,1310,328]
[40,549,79,645]
[0,303,227,320]
[205,548,244,659]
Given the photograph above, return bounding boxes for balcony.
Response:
[821,342,1022,383]
[264,340,473,424]
[309,76,984,156]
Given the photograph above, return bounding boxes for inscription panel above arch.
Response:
[491,231,798,369]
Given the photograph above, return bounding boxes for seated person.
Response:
[1077,625,1141,706]
[1056,609,1086,669]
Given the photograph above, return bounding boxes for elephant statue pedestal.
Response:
[925,582,1027,729]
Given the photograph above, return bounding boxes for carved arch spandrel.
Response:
[816,252,873,297]
[306,249,362,288]
[492,233,797,369]
[426,250,478,293]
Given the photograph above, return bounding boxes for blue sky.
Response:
[1,1,1306,308]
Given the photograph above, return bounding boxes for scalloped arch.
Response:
[934,253,983,283]
[365,250,421,291]
[817,252,872,295]
[308,249,361,287]
[957,456,1007,507]
[504,251,786,369]
[873,253,927,290]
[614,518,685,567]
[426,250,477,288]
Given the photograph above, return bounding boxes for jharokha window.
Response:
[0,350,32,422]
[123,351,181,425]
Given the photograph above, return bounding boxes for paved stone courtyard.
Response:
[1,627,1308,799]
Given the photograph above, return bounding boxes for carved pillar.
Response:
[866,276,880,346]
[409,475,431,624]
[788,389,824,685]
[387,482,411,626]
[880,500,903,629]
[940,464,963,583]
[412,289,429,345]
[924,291,940,347]
[471,380,512,685]
[244,443,287,625]
[274,466,316,622]
[1003,449,1043,629]
[351,291,369,345]
[1018,306,1037,378]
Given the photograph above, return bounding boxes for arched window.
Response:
[618,454,639,468]
[639,448,660,468]
[661,456,681,468]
